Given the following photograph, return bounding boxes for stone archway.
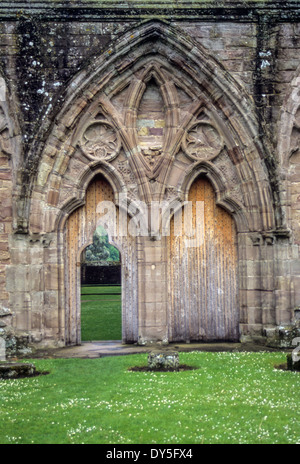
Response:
[64,174,138,345]
[22,20,280,347]
[80,230,122,342]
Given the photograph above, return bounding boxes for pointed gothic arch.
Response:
[21,19,275,235]
[179,160,249,233]
[15,19,282,346]
[63,173,138,345]
[167,174,239,342]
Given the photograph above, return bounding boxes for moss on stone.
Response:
[0,362,36,379]
[287,353,300,372]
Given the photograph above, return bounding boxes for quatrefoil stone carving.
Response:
[80,121,121,161]
[183,121,224,161]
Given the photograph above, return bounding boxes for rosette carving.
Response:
[80,121,120,161]
[183,121,224,161]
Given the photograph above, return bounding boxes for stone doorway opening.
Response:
[65,173,138,346]
[80,226,122,342]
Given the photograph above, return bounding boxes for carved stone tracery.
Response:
[182,121,224,162]
[74,61,228,204]
[80,120,120,161]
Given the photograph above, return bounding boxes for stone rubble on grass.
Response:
[148,350,179,371]
[0,362,36,379]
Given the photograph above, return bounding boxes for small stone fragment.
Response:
[148,350,179,371]
[0,362,36,379]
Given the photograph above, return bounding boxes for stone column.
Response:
[137,235,168,344]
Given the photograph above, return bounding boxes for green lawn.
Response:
[0,352,299,444]
[81,285,121,341]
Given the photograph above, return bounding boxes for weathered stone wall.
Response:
[0,76,22,352]
[0,86,13,336]
[0,1,300,352]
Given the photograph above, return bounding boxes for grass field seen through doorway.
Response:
[81,285,122,341]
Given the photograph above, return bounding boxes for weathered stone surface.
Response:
[148,350,179,371]
[0,2,299,353]
[265,324,300,349]
[0,327,33,357]
[0,362,36,379]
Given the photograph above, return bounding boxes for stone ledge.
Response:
[1,2,300,21]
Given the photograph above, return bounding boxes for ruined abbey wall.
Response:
[0,1,300,353]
